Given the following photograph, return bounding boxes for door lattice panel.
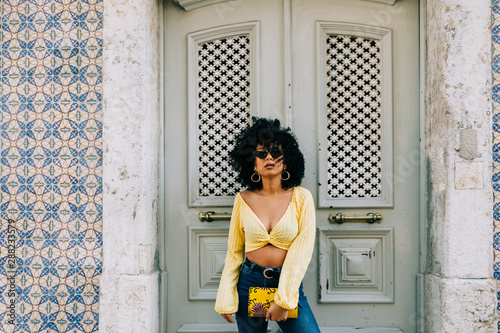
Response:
[326,35,382,198]
[197,36,250,197]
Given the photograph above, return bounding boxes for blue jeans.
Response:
[235,259,320,333]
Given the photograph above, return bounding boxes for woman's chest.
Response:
[242,204,299,238]
[242,193,295,231]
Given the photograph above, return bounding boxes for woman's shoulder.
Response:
[293,186,313,198]
[291,187,313,206]
[238,189,252,201]
[236,189,257,205]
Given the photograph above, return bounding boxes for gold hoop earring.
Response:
[251,168,261,182]
[281,166,290,181]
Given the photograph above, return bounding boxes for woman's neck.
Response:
[259,176,285,195]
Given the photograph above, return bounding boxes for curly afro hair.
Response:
[229,117,305,191]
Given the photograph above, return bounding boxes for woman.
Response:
[215,117,320,332]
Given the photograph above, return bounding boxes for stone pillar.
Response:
[425,0,496,331]
[101,0,160,332]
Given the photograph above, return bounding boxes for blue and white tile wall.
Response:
[0,0,102,332]
[493,1,500,331]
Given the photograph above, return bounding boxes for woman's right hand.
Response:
[221,313,235,323]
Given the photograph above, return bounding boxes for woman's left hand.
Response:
[266,303,288,322]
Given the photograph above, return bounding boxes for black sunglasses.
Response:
[253,148,283,159]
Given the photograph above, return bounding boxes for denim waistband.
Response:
[244,258,282,279]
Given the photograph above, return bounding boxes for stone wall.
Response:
[425,0,497,331]
[0,0,160,331]
[100,0,160,331]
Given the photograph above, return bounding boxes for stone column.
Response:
[101,0,160,332]
[425,0,496,331]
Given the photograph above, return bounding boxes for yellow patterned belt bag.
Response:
[248,287,298,318]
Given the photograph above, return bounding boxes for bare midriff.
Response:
[246,244,288,268]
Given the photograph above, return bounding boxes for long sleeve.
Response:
[214,194,245,314]
[274,187,316,310]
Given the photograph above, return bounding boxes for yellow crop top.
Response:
[214,186,316,314]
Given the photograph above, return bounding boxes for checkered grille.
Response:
[197,36,250,197]
[325,35,382,198]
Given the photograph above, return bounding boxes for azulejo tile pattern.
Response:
[494,1,500,330]
[0,0,102,332]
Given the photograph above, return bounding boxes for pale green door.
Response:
[162,0,420,332]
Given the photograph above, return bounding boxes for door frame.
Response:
[417,1,427,332]
[158,0,428,332]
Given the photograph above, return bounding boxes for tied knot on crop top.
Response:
[215,187,316,314]
[242,189,298,252]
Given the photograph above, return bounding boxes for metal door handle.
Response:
[199,211,382,223]
[328,213,382,224]
[198,211,231,222]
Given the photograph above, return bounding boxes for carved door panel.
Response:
[162,0,420,332]
[291,1,420,331]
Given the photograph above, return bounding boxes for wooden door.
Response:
[162,0,420,332]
